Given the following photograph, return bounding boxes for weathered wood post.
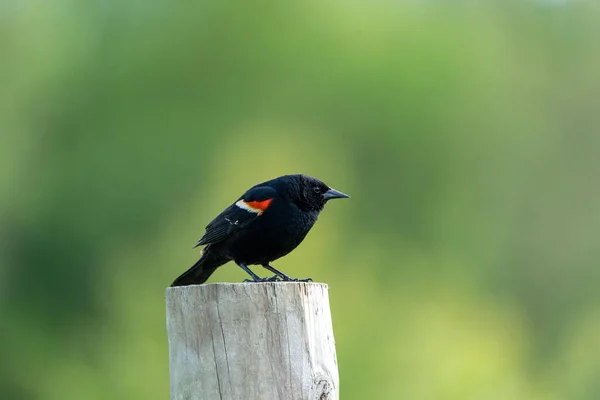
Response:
[166,282,339,400]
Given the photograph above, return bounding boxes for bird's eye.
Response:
[313,186,321,194]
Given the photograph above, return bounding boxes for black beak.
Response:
[323,187,350,200]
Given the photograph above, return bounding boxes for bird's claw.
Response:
[292,277,313,282]
[279,276,313,282]
[242,276,312,283]
[243,275,282,283]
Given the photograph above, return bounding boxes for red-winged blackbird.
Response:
[171,174,349,286]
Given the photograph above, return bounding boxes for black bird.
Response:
[171,174,350,286]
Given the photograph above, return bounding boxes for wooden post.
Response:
[165,282,339,400]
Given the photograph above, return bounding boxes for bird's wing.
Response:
[194,186,277,247]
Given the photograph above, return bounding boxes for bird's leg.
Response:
[264,274,282,282]
[262,264,313,282]
[237,263,281,282]
[262,264,292,280]
[236,263,264,282]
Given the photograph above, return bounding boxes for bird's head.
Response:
[279,174,350,212]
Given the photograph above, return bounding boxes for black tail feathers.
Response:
[171,250,229,287]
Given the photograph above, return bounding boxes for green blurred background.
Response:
[2,1,600,399]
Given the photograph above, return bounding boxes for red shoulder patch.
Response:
[235,198,273,215]
[246,199,272,212]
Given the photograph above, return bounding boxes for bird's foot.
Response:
[294,277,314,282]
[279,276,313,282]
[242,275,281,283]
[252,264,314,283]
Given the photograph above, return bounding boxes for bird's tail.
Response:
[171,249,229,287]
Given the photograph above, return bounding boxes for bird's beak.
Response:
[323,187,350,200]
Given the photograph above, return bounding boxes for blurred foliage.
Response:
[2,0,600,399]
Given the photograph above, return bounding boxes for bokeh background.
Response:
[2,1,600,399]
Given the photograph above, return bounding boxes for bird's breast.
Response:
[227,209,320,264]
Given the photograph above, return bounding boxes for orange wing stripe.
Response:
[246,199,273,211]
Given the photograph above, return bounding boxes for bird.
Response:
[170,174,350,286]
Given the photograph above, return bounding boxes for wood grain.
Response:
[166,282,339,400]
